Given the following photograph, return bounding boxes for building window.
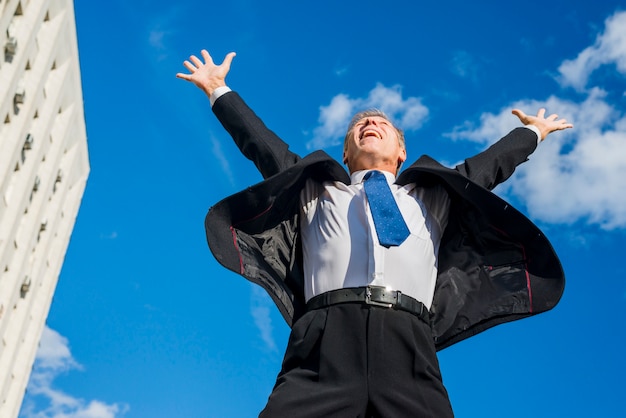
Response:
[14,80,25,106]
[21,133,33,163]
[20,276,31,298]
[37,221,47,242]
[29,176,40,202]
[53,169,63,193]
[5,24,18,58]
[4,2,22,61]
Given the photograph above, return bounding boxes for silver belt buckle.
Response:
[365,286,393,308]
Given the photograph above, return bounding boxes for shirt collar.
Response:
[350,169,397,185]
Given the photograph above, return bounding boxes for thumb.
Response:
[511,108,529,124]
[222,52,237,71]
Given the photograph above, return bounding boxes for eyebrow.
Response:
[356,118,390,125]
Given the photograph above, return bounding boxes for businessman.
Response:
[177,49,572,417]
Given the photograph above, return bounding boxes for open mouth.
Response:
[360,130,382,140]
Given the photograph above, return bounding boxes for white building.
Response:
[0,0,88,416]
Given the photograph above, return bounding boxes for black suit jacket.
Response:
[205,91,564,350]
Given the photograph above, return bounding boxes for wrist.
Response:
[524,124,542,144]
[204,80,226,95]
[209,86,231,107]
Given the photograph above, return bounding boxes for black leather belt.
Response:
[306,286,430,324]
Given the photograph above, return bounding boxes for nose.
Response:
[364,118,378,127]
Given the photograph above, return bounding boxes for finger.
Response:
[511,108,526,118]
[182,60,196,72]
[536,108,546,118]
[551,116,573,129]
[201,49,215,66]
[189,54,204,67]
[221,51,237,70]
[176,72,191,80]
[223,51,237,63]
[511,108,528,122]
[548,113,559,121]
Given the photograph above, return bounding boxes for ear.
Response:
[398,147,407,164]
[395,148,407,172]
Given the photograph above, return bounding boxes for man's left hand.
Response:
[512,108,573,141]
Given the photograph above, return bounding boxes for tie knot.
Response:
[364,170,385,182]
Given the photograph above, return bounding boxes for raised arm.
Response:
[456,108,573,190]
[177,50,300,178]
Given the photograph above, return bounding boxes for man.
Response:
[177,50,572,417]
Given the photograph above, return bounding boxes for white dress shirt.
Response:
[300,170,450,309]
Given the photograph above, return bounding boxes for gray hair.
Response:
[343,109,405,151]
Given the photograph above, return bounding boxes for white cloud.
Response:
[448,10,626,230]
[19,327,128,418]
[450,50,479,82]
[148,30,166,50]
[334,65,350,77]
[250,286,278,353]
[32,327,81,371]
[210,133,236,188]
[116,4,181,61]
[307,83,429,149]
[144,7,184,62]
[447,90,611,145]
[99,232,118,240]
[449,89,626,230]
[557,11,626,91]
[148,26,173,62]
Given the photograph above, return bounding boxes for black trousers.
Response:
[260,303,454,417]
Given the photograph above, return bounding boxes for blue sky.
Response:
[18,0,626,417]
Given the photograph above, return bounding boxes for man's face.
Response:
[343,116,406,174]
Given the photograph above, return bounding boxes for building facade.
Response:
[0,0,88,416]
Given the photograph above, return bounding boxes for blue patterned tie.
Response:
[363,170,410,248]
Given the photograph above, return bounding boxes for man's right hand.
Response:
[176,50,236,98]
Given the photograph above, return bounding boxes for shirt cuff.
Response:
[210,86,232,107]
[524,124,542,144]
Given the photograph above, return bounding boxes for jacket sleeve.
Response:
[212,91,301,179]
[454,127,538,190]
